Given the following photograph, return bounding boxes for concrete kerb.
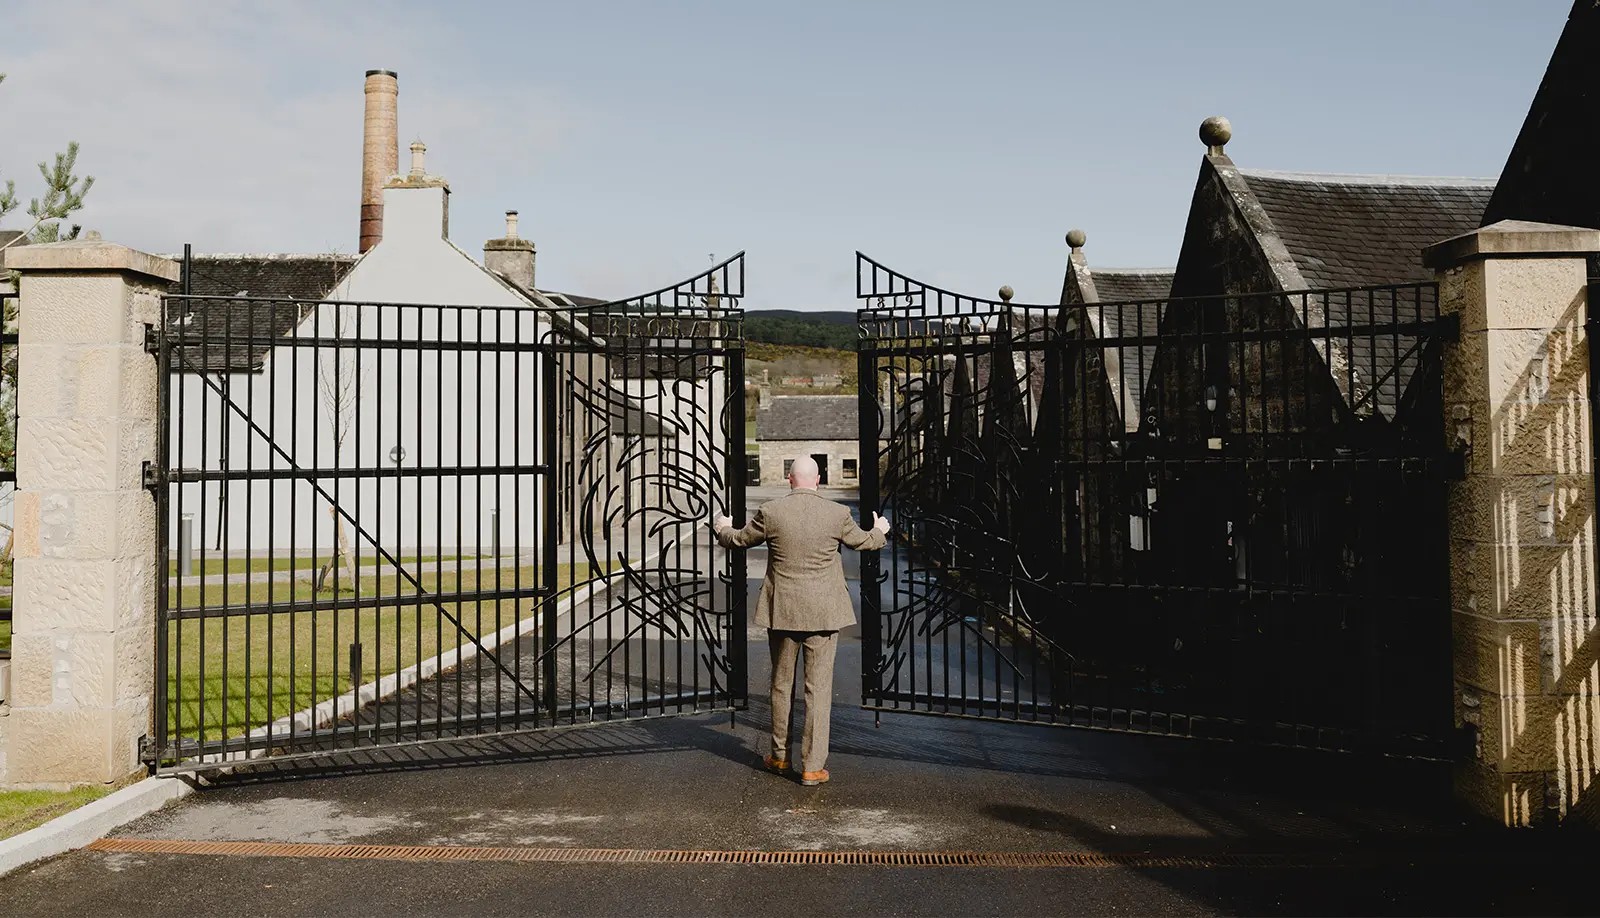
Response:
[0,774,195,879]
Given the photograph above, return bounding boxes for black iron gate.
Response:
[150,254,746,770]
[857,252,1456,755]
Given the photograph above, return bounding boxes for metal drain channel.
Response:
[88,838,1323,869]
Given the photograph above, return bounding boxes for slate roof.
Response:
[1090,268,1174,304]
[165,254,356,372]
[758,395,857,441]
[1235,170,1492,419]
[1239,170,1495,290]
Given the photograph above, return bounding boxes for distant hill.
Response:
[746,309,856,326]
[744,309,857,349]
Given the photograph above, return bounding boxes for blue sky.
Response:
[2,0,1571,309]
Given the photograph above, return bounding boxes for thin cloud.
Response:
[2,0,575,255]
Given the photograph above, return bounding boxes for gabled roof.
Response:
[1060,243,1175,433]
[1482,0,1600,230]
[1239,170,1495,289]
[1089,268,1175,304]
[758,395,857,441]
[165,254,356,372]
[1171,152,1494,421]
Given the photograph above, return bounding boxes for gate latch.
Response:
[141,461,166,491]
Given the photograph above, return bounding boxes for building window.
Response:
[842,458,858,480]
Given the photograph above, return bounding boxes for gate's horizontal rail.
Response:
[166,462,551,483]
[165,333,551,355]
[167,584,556,621]
[158,690,741,771]
[865,696,1451,758]
[1050,456,1456,472]
[857,319,1450,352]
[1049,580,1444,603]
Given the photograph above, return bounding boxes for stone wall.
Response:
[1427,220,1600,826]
[2,240,177,787]
[756,439,860,488]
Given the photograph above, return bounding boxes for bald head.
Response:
[788,456,819,489]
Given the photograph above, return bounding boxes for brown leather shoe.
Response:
[763,755,788,773]
[799,769,830,786]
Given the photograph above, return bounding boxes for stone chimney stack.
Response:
[484,209,536,291]
[360,70,399,253]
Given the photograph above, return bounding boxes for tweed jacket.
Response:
[714,488,887,632]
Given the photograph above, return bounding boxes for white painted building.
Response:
[168,147,596,556]
[167,143,735,562]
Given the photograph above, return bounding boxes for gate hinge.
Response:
[1435,313,1461,342]
[142,323,160,355]
[1451,723,1478,762]
[138,734,159,768]
[141,461,165,491]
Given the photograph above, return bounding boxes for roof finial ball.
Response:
[1066,228,1087,251]
[998,285,1014,303]
[1199,116,1232,155]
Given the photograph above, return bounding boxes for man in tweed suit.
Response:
[714,456,889,786]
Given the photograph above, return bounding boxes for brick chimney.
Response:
[359,70,399,253]
[484,210,536,291]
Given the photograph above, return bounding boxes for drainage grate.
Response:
[87,838,1324,869]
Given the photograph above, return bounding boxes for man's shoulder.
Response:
[761,490,843,515]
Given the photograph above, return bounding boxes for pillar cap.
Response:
[1423,219,1600,269]
[4,238,180,282]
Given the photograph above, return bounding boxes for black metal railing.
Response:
[151,253,746,770]
[857,251,1455,756]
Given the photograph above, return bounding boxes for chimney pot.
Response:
[409,140,427,177]
[505,210,519,239]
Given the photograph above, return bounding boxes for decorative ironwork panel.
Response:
[151,253,746,770]
[856,252,1455,756]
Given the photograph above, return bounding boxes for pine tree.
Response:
[0,73,96,251]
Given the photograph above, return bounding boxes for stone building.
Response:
[1055,232,1176,576]
[1068,121,1495,745]
[755,395,860,487]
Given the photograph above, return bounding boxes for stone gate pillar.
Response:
[2,239,176,787]
[1424,220,1600,826]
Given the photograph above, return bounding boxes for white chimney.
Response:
[382,139,451,240]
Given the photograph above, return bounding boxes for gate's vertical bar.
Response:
[858,337,882,707]
[727,340,748,713]
[541,341,559,721]
[152,262,178,767]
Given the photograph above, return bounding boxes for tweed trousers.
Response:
[768,629,840,773]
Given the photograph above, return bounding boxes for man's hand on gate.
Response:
[872,512,890,534]
[713,514,733,532]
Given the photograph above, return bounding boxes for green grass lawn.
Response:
[167,553,465,578]
[0,617,10,655]
[0,786,115,840]
[164,562,601,745]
